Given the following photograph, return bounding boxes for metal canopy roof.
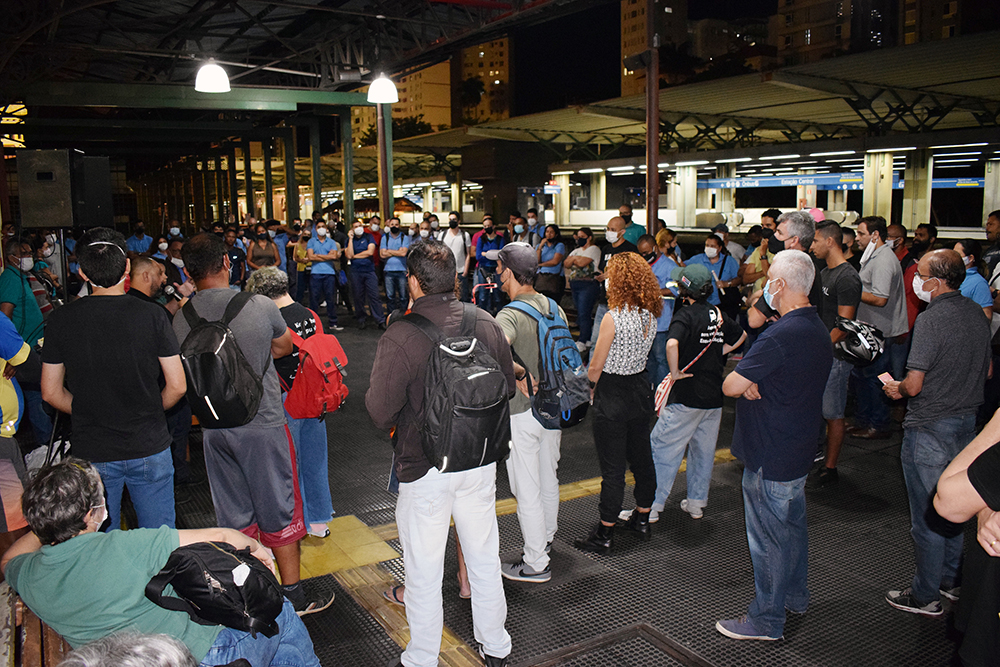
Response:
[461,31,1000,153]
[1,0,610,100]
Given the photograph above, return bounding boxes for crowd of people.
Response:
[0,203,996,667]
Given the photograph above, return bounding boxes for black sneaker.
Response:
[806,466,839,489]
[284,584,336,617]
[501,559,551,583]
[477,643,509,667]
[886,587,943,616]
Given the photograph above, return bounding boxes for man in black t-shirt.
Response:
[590,216,638,346]
[246,267,334,541]
[41,228,187,531]
[224,228,246,289]
[807,222,862,489]
[648,264,745,521]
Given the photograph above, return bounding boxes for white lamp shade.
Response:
[367,75,398,104]
[195,63,231,93]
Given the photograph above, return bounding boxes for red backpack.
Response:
[282,310,349,419]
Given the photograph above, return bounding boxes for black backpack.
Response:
[145,541,284,638]
[402,304,512,473]
[180,292,264,429]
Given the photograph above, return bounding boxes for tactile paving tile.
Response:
[299,574,400,667]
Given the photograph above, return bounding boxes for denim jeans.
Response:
[646,332,669,388]
[22,389,52,445]
[853,336,897,431]
[475,268,501,316]
[92,448,175,530]
[295,269,310,303]
[165,400,193,484]
[309,273,337,327]
[350,270,385,323]
[742,466,808,637]
[821,357,853,421]
[901,413,974,603]
[590,303,608,347]
[650,404,722,511]
[285,406,334,526]
[200,599,320,667]
[570,280,599,343]
[384,270,408,315]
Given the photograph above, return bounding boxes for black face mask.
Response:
[484,227,494,235]
[760,228,774,239]
[642,252,656,264]
[389,226,399,235]
[135,228,145,236]
[576,237,587,248]
[621,214,632,223]
[449,219,459,229]
[767,235,785,255]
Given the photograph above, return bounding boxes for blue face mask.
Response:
[763,278,780,309]
[514,224,525,234]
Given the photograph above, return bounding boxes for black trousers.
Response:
[591,371,657,523]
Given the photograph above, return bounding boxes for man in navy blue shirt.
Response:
[346,219,385,329]
[475,221,505,316]
[716,249,832,642]
[306,221,343,331]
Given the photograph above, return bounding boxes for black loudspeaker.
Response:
[17,150,112,228]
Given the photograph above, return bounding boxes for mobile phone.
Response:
[878,372,894,385]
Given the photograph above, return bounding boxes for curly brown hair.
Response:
[606,252,662,317]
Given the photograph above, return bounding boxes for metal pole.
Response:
[242,139,254,220]
[263,140,274,219]
[376,103,391,222]
[59,228,69,304]
[309,119,323,217]
[645,0,660,228]
[340,111,355,227]
[282,132,299,221]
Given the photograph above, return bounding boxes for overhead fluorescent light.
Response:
[675,160,709,166]
[578,168,604,174]
[551,170,574,175]
[810,150,855,157]
[785,161,818,165]
[930,142,987,149]
[867,147,917,152]
[934,158,976,164]
[932,151,982,157]
[827,158,859,163]
[657,162,670,168]
[935,164,975,168]
[431,180,448,185]
[607,166,636,171]
[715,157,752,163]
[759,154,800,160]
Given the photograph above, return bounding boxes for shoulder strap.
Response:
[505,300,543,322]
[459,302,478,338]
[222,291,254,327]
[681,306,725,373]
[400,312,444,344]
[181,299,205,330]
[145,570,206,622]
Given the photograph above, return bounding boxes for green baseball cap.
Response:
[671,264,712,291]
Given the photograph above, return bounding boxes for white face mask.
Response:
[90,503,107,528]
[705,247,719,259]
[169,227,180,237]
[527,216,537,226]
[268,230,276,238]
[963,255,973,267]
[912,273,934,303]
[316,227,327,238]
[408,229,416,237]
[605,230,620,244]
[158,242,169,252]
[370,223,380,231]
[46,234,57,245]
[430,220,439,229]
[419,229,430,238]
[354,227,365,237]
[170,257,184,268]
[19,257,34,272]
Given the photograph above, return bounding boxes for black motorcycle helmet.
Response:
[834,318,885,366]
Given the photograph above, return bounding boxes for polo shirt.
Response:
[307,237,339,276]
[380,232,410,273]
[960,267,993,308]
[685,253,739,306]
[126,234,152,254]
[731,306,832,481]
[857,243,909,337]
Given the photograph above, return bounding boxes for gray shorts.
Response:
[822,357,853,421]
[202,424,305,548]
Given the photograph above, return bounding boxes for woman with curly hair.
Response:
[575,252,662,554]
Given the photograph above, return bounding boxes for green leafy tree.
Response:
[359,114,433,146]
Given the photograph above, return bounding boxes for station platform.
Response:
[176,323,965,667]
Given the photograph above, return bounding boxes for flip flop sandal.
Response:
[459,591,472,600]
[382,585,405,606]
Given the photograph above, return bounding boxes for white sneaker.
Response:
[680,499,703,519]
[619,508,659,523]
[576,341,587,353]
[618,509,633,522]
[648,508,660,524]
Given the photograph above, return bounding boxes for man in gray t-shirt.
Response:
[882,250,990,617]
[172,234,331,616]
[850,217,908,439]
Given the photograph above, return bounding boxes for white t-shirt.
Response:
[726,240,745,261]
[442,229,471,272]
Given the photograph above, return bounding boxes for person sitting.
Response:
[1,458,321,667]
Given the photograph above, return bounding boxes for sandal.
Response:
[382,585,405,606]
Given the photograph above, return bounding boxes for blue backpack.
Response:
[505,297,591,429]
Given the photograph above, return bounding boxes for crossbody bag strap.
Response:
[682,306,725,373]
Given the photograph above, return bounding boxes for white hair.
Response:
[60,634,197,667]
[769,249,815,294]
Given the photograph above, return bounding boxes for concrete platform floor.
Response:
[176,320,967,667]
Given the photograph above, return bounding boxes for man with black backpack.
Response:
[172,234,332,617]
[492,243,565,584]
[366,240,515,667]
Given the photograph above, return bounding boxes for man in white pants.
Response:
[491,243,564,583]
[366,240,514,667]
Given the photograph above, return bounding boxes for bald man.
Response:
[590,216,639,346]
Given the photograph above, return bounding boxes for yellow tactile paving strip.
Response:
[311,449,736,666]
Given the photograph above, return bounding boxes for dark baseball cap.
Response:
[484,242,537,278]
[671,264,712,291]
[712,223,730,234]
